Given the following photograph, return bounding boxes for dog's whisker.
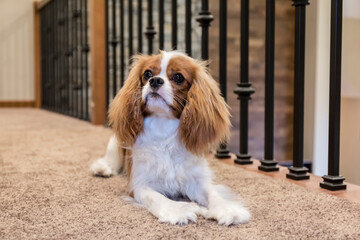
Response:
[174,94,188,103]
[173,97,185,108]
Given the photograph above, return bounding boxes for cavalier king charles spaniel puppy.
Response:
[90,51,250,226]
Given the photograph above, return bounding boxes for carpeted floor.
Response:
[1,108,360,240]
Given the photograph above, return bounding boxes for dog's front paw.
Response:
[158,202,201,225]
[205,203,250,226]
[90,158,114,177]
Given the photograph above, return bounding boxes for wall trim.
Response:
[0,101,35,107]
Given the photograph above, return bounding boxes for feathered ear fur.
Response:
[179,63,231,155]
[108,56,145,147]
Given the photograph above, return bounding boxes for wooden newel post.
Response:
[89,0,107,125]
[33,2,42,108]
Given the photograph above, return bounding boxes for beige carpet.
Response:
[1,108,360,240]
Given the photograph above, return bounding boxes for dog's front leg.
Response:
[133,187,202,225]
[90,135,123,177]
[186,182,250,226]
[203,185,251,225]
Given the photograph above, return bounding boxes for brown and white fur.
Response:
[90,51,250,225]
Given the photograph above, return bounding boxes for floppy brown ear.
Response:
[179,64,231,155]
[108,56,145,147]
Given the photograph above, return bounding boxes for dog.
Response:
[90,51,250,225]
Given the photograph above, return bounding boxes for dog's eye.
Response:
[173,73,184,84]
[143,70,153,80]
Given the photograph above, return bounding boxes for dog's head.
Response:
[109,51,230,155]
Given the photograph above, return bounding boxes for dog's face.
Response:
[108,51,230,155]
[140,52,194,118]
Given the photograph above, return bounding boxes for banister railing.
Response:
[38,0,90,121]
[287,0,310,180]
[320,0,346,190]
[36,0,347,191]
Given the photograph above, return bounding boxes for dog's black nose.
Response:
[149,77,164,90]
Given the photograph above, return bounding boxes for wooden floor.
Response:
[215,154,360,204]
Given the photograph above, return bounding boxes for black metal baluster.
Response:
[70,0,75,116]
[67,0,72,115]
[51,2,54,110]
[52,1,56,111]
[60,0,64,114]
[196,0,213,60]
[172,0,177,50]
[48,6,51,110]
[110,0,117,98]
[57,0,62,114]
[320,0,346,191]
[64,1,68,115]
[138,0,143,53]
[145,0,156,54]
[234,0,255,165]
[259,0,279,172]
[129,0,133,59]
[61,0,68,114]
[61,0,66,115]
[53,0,57,112]
[75,0,81,119]
[54,0,58,112]
[84,0,89,120]
[185,0,191,56]
[61,0,65,114]
[286,0,310,180]
[120,0,125,87]
[80,0,84,119]
[72,0,77,117]
[159,0,164,50]
[81,0,87,120]
[215,0,231,159]
[73,0,77,117]
[58,0,63,114]
[60,0,63,114]
[65,0,71,116]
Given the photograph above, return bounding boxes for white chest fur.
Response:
[130,115,211,199]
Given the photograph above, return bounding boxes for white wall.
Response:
[0,0,35,101]
[305,0,360,184]
[340,6,360,185]
[304,0,331,176]
[340,98,360,185]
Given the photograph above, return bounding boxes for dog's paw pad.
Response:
[90,159,113,177]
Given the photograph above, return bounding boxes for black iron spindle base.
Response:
[215,143,231,159]
[234,154,252,165]
[258,159,279,172]
[286,166,309,180]
[320,175,346,191]
[234,82,255,165]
